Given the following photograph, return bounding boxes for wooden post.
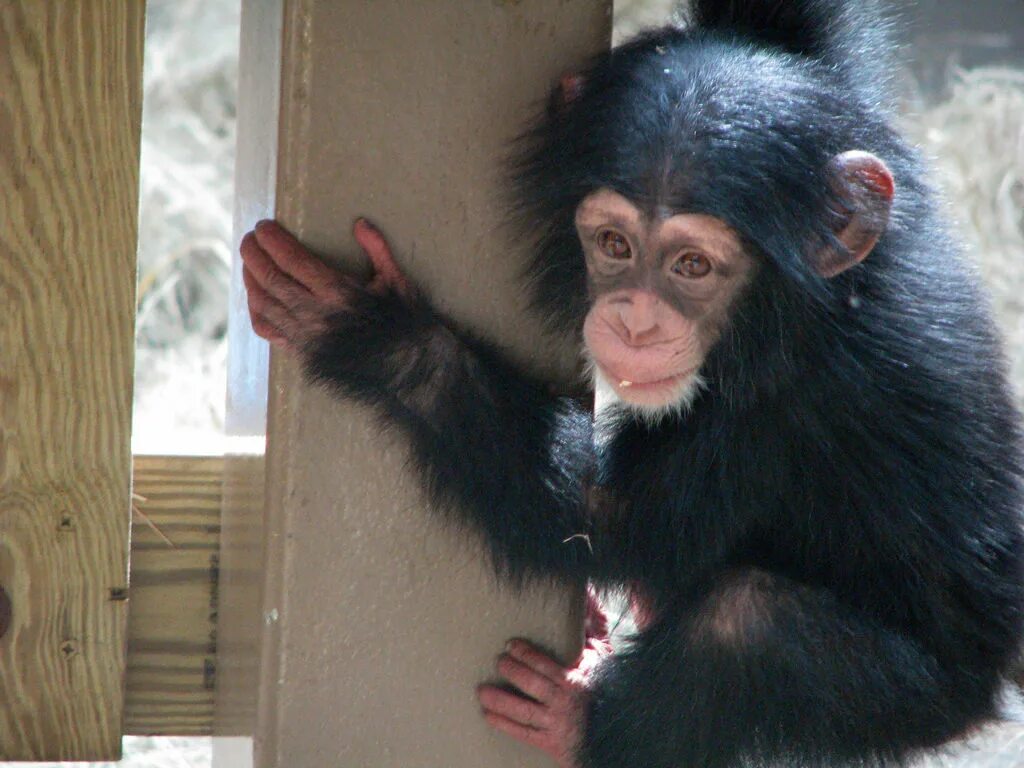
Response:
[214,1,611,766]
[0,3,144,760]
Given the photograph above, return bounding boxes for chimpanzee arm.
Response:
[241,219,595,582]
[581,568,993,768]
[307,291,595,580]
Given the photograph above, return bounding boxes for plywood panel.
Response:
[0,2,144,760]
[215,1,611,767]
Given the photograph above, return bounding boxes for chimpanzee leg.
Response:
[583,568,998,768]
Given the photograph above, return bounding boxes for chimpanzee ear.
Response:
[549,73,585,117]
[812,150,895,278]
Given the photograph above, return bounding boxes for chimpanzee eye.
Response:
[597,229,632,260]
[673,252,712,279]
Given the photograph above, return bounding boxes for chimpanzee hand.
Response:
[239,217,446,403]
[240,218,415,353]
[478,592,613,768]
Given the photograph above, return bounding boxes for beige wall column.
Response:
[213,1,611,766]
[0,3,144,760]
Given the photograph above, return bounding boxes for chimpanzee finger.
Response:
[481,710,552,751]
[497,654,558,703]
[353,218,412,297]
[249,313,292,349]
[242,231,311,307]
[243,265,301,339]
[505,640,568,683]
[252,220,341,298]
[478,685,552,730]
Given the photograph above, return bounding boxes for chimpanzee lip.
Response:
[596,364,698,390]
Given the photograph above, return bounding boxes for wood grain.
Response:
[125,455,222,736]
[0,2,144,760]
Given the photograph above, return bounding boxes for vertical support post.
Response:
[214,1,611,766]
[0,2,144,760]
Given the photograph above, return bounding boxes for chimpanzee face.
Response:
[575,188,757,416]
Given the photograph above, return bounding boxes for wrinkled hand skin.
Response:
[240,218,415,353]
[478,592,613,768]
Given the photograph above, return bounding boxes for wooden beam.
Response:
[215,2,611,766]
[125,455,222,736]
[0,3,144,760]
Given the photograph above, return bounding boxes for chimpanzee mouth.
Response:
[596,365,699,393]
[616,371,695,391]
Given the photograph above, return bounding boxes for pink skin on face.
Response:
[576,190,755,411]
[583,288,702,407]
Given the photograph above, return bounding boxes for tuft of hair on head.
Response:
[685,0,899,104]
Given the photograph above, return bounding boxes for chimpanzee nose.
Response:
[613,291,663,346]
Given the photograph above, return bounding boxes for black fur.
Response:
[304,1,1024,765]
[305,288,596,584]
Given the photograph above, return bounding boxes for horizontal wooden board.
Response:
[125,455,223,735]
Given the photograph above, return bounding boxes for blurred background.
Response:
[47,0,1022,766]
